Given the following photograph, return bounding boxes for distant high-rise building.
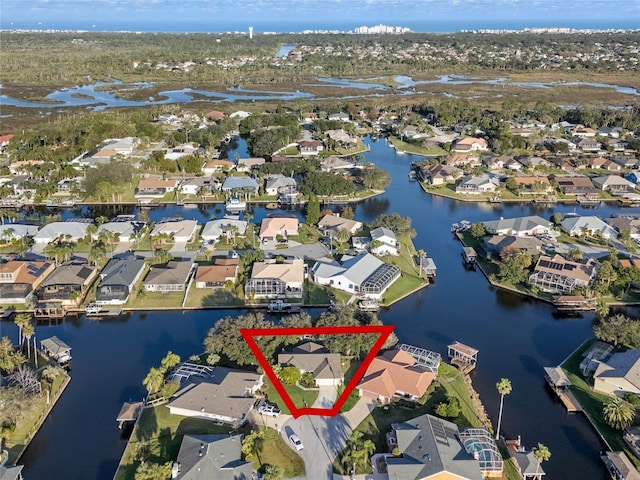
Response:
[249,26,253,39]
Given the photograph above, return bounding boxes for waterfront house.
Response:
[265,175,298,196]
[143,260,194,292]
[513,176,553,196]
[200,219,248,244]
[483,235,543,258]
[278,341,344,387]
[172,434,252,480]
[592,175,637,195]
[593,350,640,396]
[601,451,640,480]
[0,463,24,480]
[95,255,146,305]
[258,217,299,241]
[236,157,266,172]
[298,140,324,156]
[310,253,401,300]
[357,349,435,404]
[328,112,350,122]
[455,175,500,195]
[577,137,601,151]
[150,219,199,243]
[560,216,618,240]
[518,156,551,169]
[452,137,489,152]
[370,227,400,256]
[0,260,55,304]
[194,258,239,288]
[33,221,91,244]
[482,215,552,237]
[201,159,234,175]
[607,217,640,241]
[37,262,98,306]
[221,176,259,194]
[245,258,304,299]
[529,254,599,293]
[320,156,354,171]
[386,414,502,480]
[317,214,363,235]
[0,224,38,242]
[179,177,218,196]
[550,175,597,195]
[445,153,482,168]
[135,178,179,198]
[96,218,145,243]
[418,164,460,186]
[327,129,357,145]
[168,365,263,426]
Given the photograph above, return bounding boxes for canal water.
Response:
[4,137,618,479]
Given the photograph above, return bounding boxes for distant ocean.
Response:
[2,17,638,33]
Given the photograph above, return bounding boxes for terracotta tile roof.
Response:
[137,178,179,189]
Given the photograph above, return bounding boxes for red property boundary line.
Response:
[240,325,395,418]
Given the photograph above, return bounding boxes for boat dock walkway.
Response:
[544,366,583,412]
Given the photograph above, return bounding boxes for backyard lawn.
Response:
[253,427,305,478]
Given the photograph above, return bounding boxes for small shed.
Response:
[41,336,72,365]
[544,366,572,390]
[116,401,144,429]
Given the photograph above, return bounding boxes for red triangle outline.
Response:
[240,325,394,418]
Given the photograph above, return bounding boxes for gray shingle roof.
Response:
[98,256,146,288]
[175,434,252,480]
[221,176,258,191]
[482,215,551,234]
[595,350,640,390]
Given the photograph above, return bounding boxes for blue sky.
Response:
[1,0,638,31]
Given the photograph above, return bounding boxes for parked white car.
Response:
[258,403,281,417]
[289,433,304,451]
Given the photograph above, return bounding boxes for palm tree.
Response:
[14,313,31,347]
[143,367,165,395]
[22,321,35,359]
[84,223,97,245]
[417,249,426,278]
[532,443,551,479]
[603,397,636,430]
[160,351,180,373]
[495,378,512,440]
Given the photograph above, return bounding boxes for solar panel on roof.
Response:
[430,417,450,447]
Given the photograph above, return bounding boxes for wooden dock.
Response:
[86,308,123,318]
[448,341,478,374]
[544,366,582,412]
[557,388,583,412]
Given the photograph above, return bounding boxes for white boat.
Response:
[451,223,460,232]
[267,300,300,313]
[85,303,102,315]
[358,298,380,311]
[225,198,246,211]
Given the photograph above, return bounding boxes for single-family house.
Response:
[278,341,344,387]
[194,258,239,288]
[614,156,640,169]
[33,221,91,244]
[202,159,234,175]
[150,219,199,243]
[482,215,552,237]
[221,176,259,194]
[386,414,501,480]
[135,178,179,198]
[592,175,637,195]
[0,133,15,151]
[310,253,401,300]
[577,137,601,151]
[418,164,459,186]
[95,256,146,305]
[236,157,266,172]
[327,112,350,122]
[513,176,553,196]
[96,218,145,243]
[445,154,482,168]
[143,260,194,292]
[370,226,399,256]
[483,155,510,170]
[601,451,640,480]
[598,126,623,138]
[326,129,357,145]
[570,125,597,138]
[551,175,597,195]
[179,177,218,196]
[172,434,252,480]
[37,262,98,306]
[200,219,248,244]
[483,235,543,258]
[518,156,551,169]
[320,157,354,171]
[317,214,363,235]
[265,175,298,196]
[258,217,299,241]
[455,175,500,194]
[561,215,618,239]
[504,157,524,171]
[357,349,436,404]
[102,137,138,156]
[8,160,44,176]
[607,217,640,241]
[529,254,599,293]
[205,110,226,120]
[245,259,304,299]
[168,366,263,426]
[0,260,55,304]
[453,137,489,152]
[0,224,38,242]
[298,140,324,156]
[593,350,640,396]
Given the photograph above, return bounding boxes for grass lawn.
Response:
[339,358,363,413]
[114,406,236,480]
[251,427,305,477]
[330,289,353,305]
[561,340,640,468]
[388,137,448,156]
[380,274,424,306]
[124,289,186,309]
[305,281,332,305]
[184,282,245,308]
[262,376,319,414]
